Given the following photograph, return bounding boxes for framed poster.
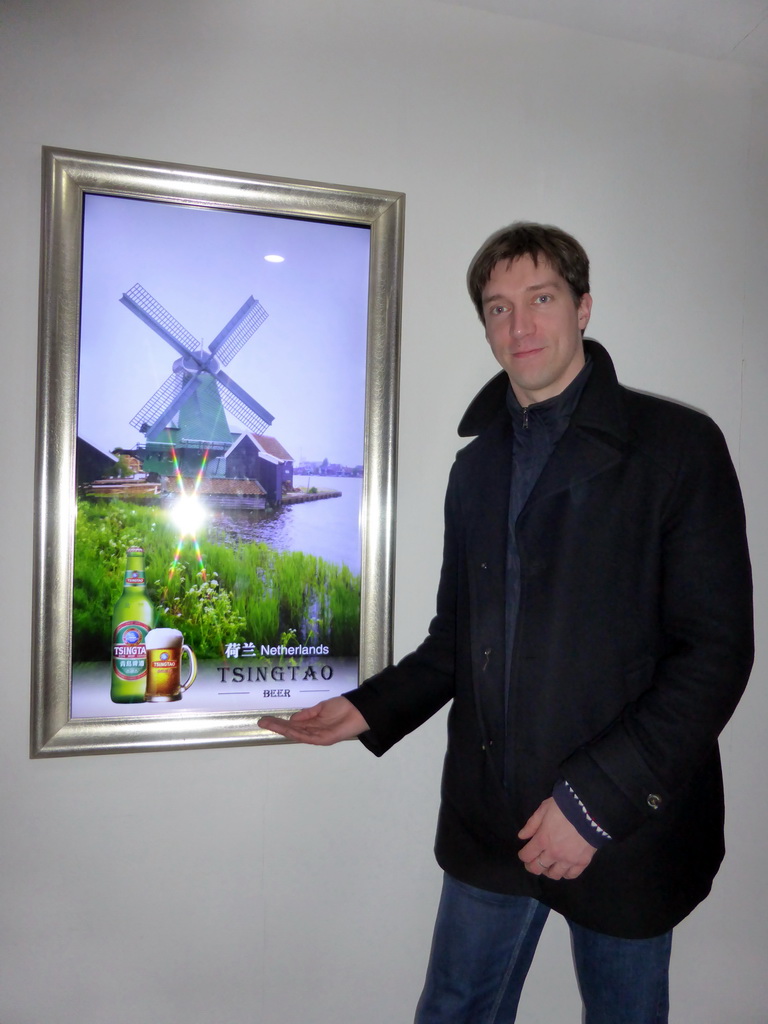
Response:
[31,147,403,756]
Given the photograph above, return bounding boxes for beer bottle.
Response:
[110,546,154,703]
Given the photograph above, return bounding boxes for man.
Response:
[259,223,753,1023]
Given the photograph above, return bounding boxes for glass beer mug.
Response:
[144,628,197,702]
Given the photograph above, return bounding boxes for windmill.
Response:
[120,283,274,475]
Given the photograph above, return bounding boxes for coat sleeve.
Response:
[560,415,754,840]
[343,464,463,755]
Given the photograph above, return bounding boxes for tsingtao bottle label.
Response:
[112,620,149,681]
[123,569,146,587]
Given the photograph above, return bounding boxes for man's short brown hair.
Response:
[467,222,590,321]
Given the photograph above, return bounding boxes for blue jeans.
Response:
[414,874,672,1024]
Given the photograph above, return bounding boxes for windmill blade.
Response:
[121,283,200,357]
[130,370,205,441]
[208,296,268,366]
[215,370,274,435]
[146,374,209,441]
[130,371,187,432]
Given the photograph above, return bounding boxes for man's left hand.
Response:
[518,797,597,881]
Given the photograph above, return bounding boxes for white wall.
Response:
[2,1,767,1021]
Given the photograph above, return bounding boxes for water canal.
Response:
[208,475,363,574]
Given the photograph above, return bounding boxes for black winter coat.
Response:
[347,340,753,938]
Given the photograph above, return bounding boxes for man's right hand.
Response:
[258,696,369,745]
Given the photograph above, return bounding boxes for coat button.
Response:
[647,794,662,810]
[480,561,488,569]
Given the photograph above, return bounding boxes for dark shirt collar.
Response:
[506,354,593,434]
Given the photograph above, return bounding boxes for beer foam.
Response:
[145,628,183,649]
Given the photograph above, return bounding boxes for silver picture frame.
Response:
[31,146,404,756]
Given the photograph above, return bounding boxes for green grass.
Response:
[73,499,360,661]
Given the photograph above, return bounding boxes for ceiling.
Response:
[437,0,768,71]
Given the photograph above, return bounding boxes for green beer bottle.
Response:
[110,546,154,703]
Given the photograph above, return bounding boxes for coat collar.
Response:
[457,338,630,447]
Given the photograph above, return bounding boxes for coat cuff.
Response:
[343,678,420,757]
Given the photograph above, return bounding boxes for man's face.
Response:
[481,255,592,406]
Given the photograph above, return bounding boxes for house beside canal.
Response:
[215,433,294,506]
